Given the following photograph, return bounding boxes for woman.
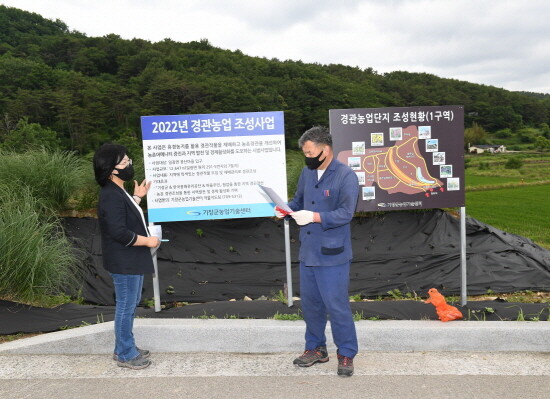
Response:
[93,143,160,369]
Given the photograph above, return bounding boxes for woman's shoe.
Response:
[116,353,151,370]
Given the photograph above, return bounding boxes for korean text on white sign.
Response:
[141,111,287,222]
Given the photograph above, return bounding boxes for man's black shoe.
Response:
[293,346,329,367]
[337,353,354,376]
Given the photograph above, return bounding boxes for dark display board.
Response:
[330,106,465,211]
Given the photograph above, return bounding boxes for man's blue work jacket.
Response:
[288,158,359,266]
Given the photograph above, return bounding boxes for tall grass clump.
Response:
[0,183,80,302]
[0,148,87,210]
[286,149,304,199]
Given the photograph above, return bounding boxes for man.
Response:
[275,126,359,377]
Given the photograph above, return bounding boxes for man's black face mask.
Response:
[305,150,325,170]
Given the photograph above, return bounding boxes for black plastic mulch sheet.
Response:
[1,299,548,335]
[62,210,550,306]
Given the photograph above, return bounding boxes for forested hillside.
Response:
[1,5,549,154]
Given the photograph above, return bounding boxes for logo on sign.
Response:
[186,210,201,216]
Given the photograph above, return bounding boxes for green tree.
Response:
[464,122,488,148]
[484,105,523,131]
[505,157,523,169]
[495,128,512,139]
[72,46,109,76]
[0,117,59,151]
[534,136,549,152]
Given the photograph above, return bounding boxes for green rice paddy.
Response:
[464,154,549,249]
[465,175,537,187]
[466,185,550,249]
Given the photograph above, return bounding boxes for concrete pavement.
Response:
[0,352,549,398]
[1,319,549,398]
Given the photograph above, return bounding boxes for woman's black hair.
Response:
[93,143,128,186]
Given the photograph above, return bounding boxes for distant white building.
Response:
[468,144,507,154]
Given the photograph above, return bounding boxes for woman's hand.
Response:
[146,236,161,248]
[133,235,160,248]
[133,179,152,199]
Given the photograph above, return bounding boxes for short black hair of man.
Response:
[298,125,332,149]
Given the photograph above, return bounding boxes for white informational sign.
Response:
[140,111,287,222]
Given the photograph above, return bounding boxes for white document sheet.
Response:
[258,185,292,213]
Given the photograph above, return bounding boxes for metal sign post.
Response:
[460,206,467,306]
[149,222,162,312]
[284,219,294,307]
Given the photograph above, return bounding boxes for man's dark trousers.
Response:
[299,261,358,358]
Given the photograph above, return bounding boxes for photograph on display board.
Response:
[355,172,366,185]
[371,132,384,146]
[425,139,438,152]
[440,165,453,178]
[389,127,403,141]
[419,126,432,139]
[352,141,366,155]
[348,157,362,170]
[330,106,465,212]
[362,186,375,200]
[447,178,460,191]
[433,152,446,165]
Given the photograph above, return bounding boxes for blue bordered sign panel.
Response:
[141,111,287,222]
[330,105,465,212]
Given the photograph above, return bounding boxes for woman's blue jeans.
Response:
[110,273,144,362]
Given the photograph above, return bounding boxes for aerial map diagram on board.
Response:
[330,106,465,212]
[337,126,444,196]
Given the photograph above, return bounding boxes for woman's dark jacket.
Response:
[97,180,154,274]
